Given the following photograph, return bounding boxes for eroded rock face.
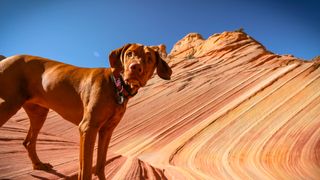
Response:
[312,56,320,63]
[1,31,320,179]
[169,31,267,61]
[151,44,168,58]
[169,32,204,59]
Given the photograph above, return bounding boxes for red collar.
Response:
[111,71,137,104]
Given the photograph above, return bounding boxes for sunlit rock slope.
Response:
[1,31,320,179]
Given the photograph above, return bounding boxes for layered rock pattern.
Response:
[1,31,320,179]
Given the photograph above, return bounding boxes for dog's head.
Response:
[109,44,172,93]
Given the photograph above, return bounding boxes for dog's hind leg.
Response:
[0,98,24,127]
[22,102,52,170]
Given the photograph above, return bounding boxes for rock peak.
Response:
[169,30,266,60]
[169,33,205,59]
[312,55,320,63]
[151,44,168,58]
[181,32,204,41]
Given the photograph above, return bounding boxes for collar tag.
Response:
[117,93,124,105]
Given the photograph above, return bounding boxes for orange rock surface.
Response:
[1,31,320,179]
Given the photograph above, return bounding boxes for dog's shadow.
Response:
[29,155,122,179]
[31,168,78,180]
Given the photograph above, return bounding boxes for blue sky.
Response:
[0,0,319,67]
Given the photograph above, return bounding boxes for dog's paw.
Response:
[96,174,106,180]
[33,162,53,171]
[95,171,106,180]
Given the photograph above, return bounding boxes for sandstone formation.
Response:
[151,44,168,58]
[1,31,320,179]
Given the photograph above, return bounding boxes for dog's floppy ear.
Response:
[156,53,172,80]
[109,44,132,70]
[0,55,6,61]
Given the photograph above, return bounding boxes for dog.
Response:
[0,44,172,179]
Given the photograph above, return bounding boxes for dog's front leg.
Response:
[95,114,124,180]
[95,125,113,180]
[78,120,99,180]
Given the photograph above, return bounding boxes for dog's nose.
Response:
[129,63,143,75]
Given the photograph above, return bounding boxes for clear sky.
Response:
[1,0,319,67]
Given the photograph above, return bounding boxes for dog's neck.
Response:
[111,69,138,105]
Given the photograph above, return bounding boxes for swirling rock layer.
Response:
[1,31,320,179]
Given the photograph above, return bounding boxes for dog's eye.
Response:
[127,51,133,58]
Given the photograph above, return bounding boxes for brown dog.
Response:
[0,44,172,179]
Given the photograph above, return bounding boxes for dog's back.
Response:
[0,55,112,125]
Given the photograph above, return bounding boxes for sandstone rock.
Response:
[169,31,267,61]
[169,32,204,59]
[1,31,319,179]
[312,55,320,63]
[151,44,168,58]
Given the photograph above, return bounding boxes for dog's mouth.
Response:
[124,78,141,90]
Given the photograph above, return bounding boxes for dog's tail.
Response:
[0,55,6,61]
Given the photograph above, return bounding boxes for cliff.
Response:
[1,31,319,179]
